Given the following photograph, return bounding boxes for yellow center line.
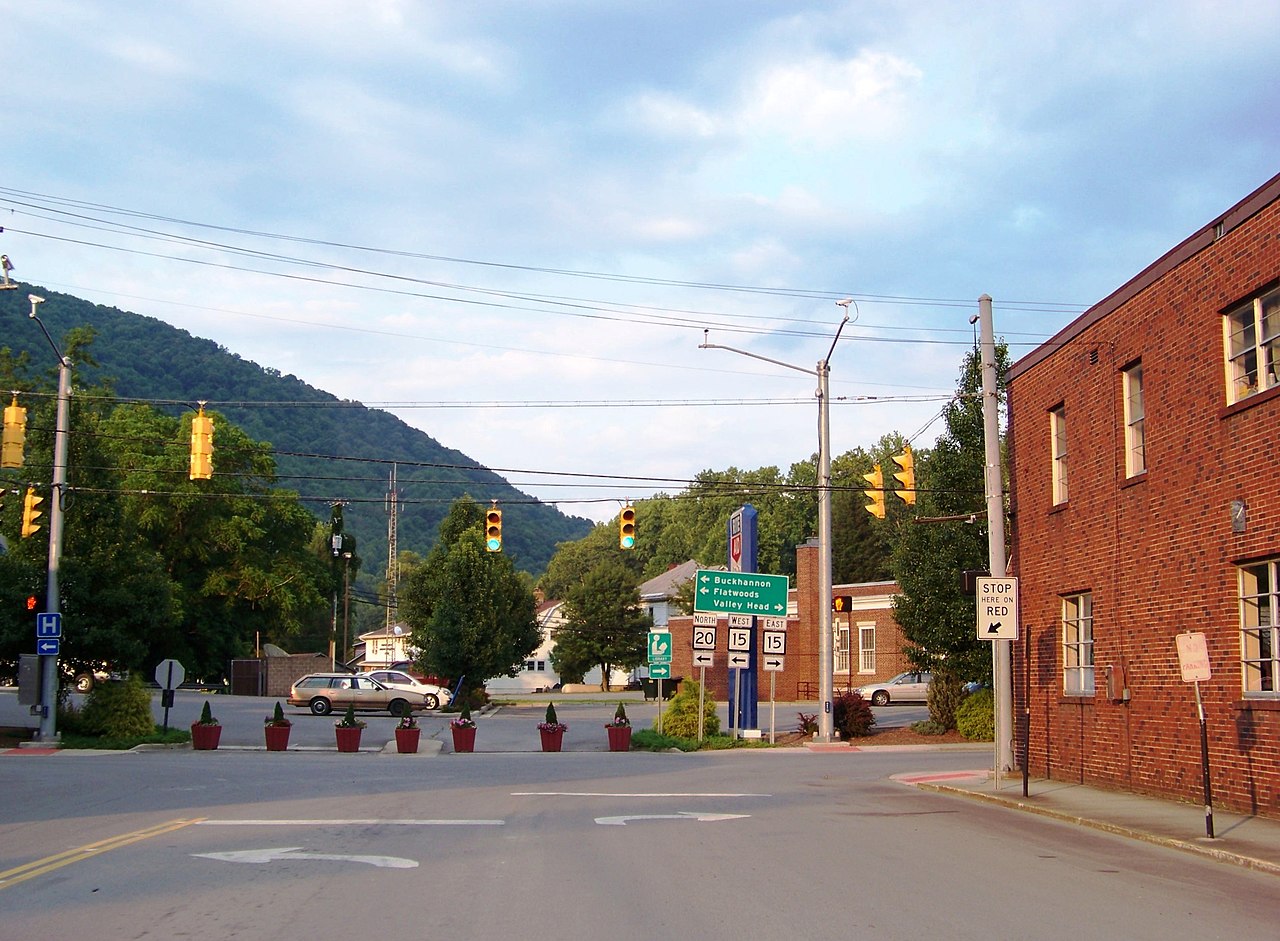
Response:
[0,818,205,890]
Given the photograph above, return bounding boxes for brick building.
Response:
[666,539,909,703]
[1006,172,1280,815]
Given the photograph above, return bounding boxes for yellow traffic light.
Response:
[485,507,503,552]
[21,487,43,538]
[189,407,214,480]
[619,505,637,549]
[892,445,916,505]
[2,396,26,469]
[863,464,886,519]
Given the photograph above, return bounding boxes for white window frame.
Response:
[858,623,876,674]
[1050,405,1068,505]
[1062,592,1094,694]
[834,621,850,674]
[1122,363,1145,477]
[1239,560,1279,696]
[1224,286,1280,404]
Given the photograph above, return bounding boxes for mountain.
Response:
[0,284,592,578]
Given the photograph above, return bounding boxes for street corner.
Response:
[891,769,989,788]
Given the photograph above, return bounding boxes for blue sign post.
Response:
[727,505,759,732]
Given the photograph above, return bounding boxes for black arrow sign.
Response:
[986,622,1002,634]
[766,658,782,668]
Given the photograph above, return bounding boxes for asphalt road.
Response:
[3,743,1278,940]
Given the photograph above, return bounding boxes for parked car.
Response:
[288,673,433,716]
[855,671,933,706]
[361,669,452,709]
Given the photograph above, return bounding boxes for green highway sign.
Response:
[647,630,672,664]
[649,663,671,679]
[693,570,789,617]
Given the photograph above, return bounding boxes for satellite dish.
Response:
[392,624,404,636]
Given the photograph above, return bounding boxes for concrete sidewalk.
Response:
[896,768,1280,876]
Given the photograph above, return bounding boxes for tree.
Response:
[890,343,1010,691]
[401,497,541,694]
[552,559,650,691]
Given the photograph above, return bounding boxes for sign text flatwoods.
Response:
[693,570,789,616]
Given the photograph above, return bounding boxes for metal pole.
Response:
[816,358,834,742]
[37,341,70,743]
[1194,680,1215,839]
[697,666,706,743]
[979,295,1014,774]
[769,671,777,744]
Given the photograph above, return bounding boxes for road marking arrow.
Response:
[594,812,750,826]
[192,847,418,868]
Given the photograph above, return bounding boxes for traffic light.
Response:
[833,595,853,613]
[2,395,26,468]
[863,464,886,519]
[21,487,43,538]
[26,595,37,611]
[485,506,503,552]
[892,445,916,505]
[189,407,214,480]
[619,505,637,549]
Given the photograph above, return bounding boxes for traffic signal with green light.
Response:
[2,395,26,469]
[892,445,916,504]
[21,487,43,538]
[189,408,214,480]
[619,505,637,549]
[863,465,886,519]
[485,507,503,552]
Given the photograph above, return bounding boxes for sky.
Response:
[2,1,1278,523]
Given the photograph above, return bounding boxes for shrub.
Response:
[832,691,875,739]
[656,679,718,738]
[79,675,155,739]
[956,688,995,741]
[796,711,819,735]
[926,670,966,730]
[911,719,951,736]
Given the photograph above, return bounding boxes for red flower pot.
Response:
[190,723,221,751]
[395,726,421,754]
[264,724,291,751]
[539,728,564,752]
[335,726,363,753]
[606,726,632,752]
[451,725,476,753]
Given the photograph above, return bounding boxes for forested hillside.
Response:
[0,285,591,578]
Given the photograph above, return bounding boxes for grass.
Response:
[57,727,192,750]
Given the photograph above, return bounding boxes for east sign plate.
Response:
[694,570,789,617]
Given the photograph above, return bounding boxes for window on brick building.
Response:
[1050,405,1068,504]
[1062,592,1094,694]
[1239,560,1279,696]
[859,624,876,674]
[1224,285,1280,404]
[1122,363,1145,477]
[835,621,849,673]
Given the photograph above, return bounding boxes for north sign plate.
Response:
[694,570,789,617]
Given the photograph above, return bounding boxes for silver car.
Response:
[361,670,452,709]
[856,671,933,706]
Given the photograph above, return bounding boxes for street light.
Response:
[700,301,853,742]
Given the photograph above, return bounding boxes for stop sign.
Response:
[154,658,186,689]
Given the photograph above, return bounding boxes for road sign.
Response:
[35,612,62,638]
[649,662,671,679]
[728,627,751,652]
[692,651,715,668]
[694,570,789,616]
[975,576,1019,640]
[728,652,750,669]
[762,656,785,673]
[761,617,787,631]
[1176,632,1211,682]
[692,625,717,651]
[761,630,786,656]
[36,638,59,656]
[155,658,186,689]
[692,613,717,626]
[647,631,672,663]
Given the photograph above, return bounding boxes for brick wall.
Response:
[1007,174,1280,814]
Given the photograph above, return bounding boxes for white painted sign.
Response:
[975,576,1019,640]
[693,613,718,627]
[1176,632,1212,682]
[761,630,786,655]
[728,652,750,668]
[727,614,752,628]
[193,847,417,868]
[692,651,715,668]
[692,626,717,651]
[762,656,784,673]
[761,617,787,631]
[594,812,750,826]
[728,627,751,652]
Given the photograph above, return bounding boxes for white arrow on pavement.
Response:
[594,812,750,826]
[193,847,418,868]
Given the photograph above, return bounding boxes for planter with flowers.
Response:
[538,702,568,752]
[190,701,222,751]
[395,713,421,753]
[605,702,632,752]
[335,704,366,752]
[264,701,292,751]
[451,704,477,753]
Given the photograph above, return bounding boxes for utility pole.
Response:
[979,295,1014,772]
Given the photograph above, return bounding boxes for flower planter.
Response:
[264,725,291,751]
[451,725,476,753]
[539,728,564,752]
[190,723,222,751]
[335,726,363,753]
[395,726,421,754]
[606,726,632,752]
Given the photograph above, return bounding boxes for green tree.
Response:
[551,559,650,691]
[401,497,541,694]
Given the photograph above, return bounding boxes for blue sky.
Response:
[3,1,1278,521]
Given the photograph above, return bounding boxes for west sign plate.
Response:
[694,570,789,617]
